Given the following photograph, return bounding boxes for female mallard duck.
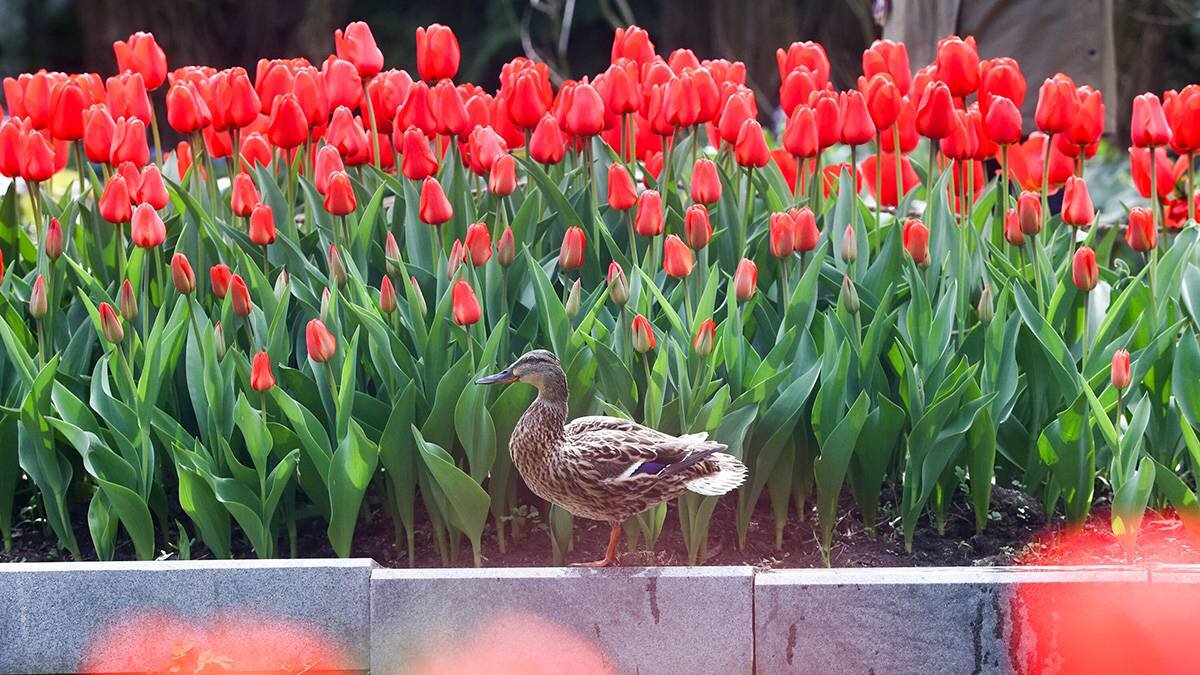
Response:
[476,349,748,566]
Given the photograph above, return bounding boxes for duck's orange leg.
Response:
[570,524,621,567]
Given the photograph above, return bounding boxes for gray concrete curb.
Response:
[0,562,1191,673]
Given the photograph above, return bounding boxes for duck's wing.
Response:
[563,416,723,482]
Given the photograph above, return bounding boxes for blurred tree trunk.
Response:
[74,0,351,75]
[659,0,876,116]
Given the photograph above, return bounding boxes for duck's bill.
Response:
[475,369,517,385]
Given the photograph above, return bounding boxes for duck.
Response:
[475,349,748,566]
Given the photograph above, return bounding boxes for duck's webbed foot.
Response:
[569,524,621,568]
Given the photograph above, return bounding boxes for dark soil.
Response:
[6,482,1198,567]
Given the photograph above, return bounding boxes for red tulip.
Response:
[451,279,482,326]
[1061,176,1095,228]
[862,152,920,208]
[99,175,133,224]
[529,114,567,164]
[630,314,656,353]
[105,72,151,124]
[210,263,233,299]
[416,24,460,82]
[119,278,137,323]
[418,177,453,225]
[1034,74,1079,135]
[1002,133,1074,194]
[984,95,1022,145]
[839,89,875,146]
[634,190,663,237]
[231,173,261,217]
[880,97,918,153]
[1131,93,1172,148]
[559,226,587,272]
[432,81,470,137]
[1004,209,1024,246]
[21,130,58,182]
[606,261,629,305]
[108,117,149,167]
[171,253,195,294]
[916,81,956,139]
[978,57,1026,116]
[562,83,605,138]
[239,132,272,172]
[693,318,717,357]
[507,65,552,129]
[306,319,337,362]
[82,105,115,163]
[138,165,169,209]
[166,81,211,134]
[861,74,901,131]
[249,203,276,246]
[717,89,756,146]
[216,67,260,129]
[597,62,638,116]
[48,80,87,141]
[0,119,21,178]
[607,163,638,210]
[496,227,516,267]
[1072,246,1099,291]
[464,222,492,266]
[230,275,252,316]
[663,234,694,277]
[266,94,308,150]
[175,141,197,180]
[99,302,124,343]
[1129,146,1185,200]
[734,119,769,168]
[396,126,438,181]
[323,171,357,216]
[734,258,757,301]
[789,207,817,253]
[249,351,276,392]
[690,158,722,205]
[130,203,165,248]
[466,125,507,175]
[326,106,367,159]
[44,217,63,261]
[935,35,979,97]
[862,39,911,96]
[1018,191,1042,235]
[336,21,384,78]
[611,26,656,66]
[28,274,47,319]
[782,105,819,160]
[1068,86,1105,148]
[113,32,168,90]
[395,81,435,137]
[1112,349,1131,389]
[776,41,830,89]
[903,218,930,264]
[684,204,712,250]
[1125,206,1156,252]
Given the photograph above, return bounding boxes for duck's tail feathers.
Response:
[684,452,748,496]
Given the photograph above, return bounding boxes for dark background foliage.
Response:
[2,0,1198,140]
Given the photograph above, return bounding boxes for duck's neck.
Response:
[511,369,569,465]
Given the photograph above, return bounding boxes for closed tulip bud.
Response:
[841,275,860,314]
[902,218,930,265]
[210,263,233,299]
[464,222,492,266]
[1061,176,1094,228]
[693,318,717,356]
[488,153,517,196]
[1035,74,1079,134]
[130,203,166,249]
[769,212,796,258]
[1072,246,1099,291]
[250,351,276,392]
[839,89,875,146]
[563,83,605,138]
[230,173,260,217]
[631,314,656,353]
[415,24,460,82]
[266,94,308,150]
[683,205,712,250]
[419,177,453,225]
[138,164,169,209]
[529,114,567,165]
[385,232,402,275]
[327,244,346,286]
[495,227,516,267]
[44,217,63,261]
[113,32,167,90]
[734,258,758,301]
[249,203,276,246]
[451,279,482,325]
[1131,93,1172,148]
[607,262,629,305]
[83,105,115,164]
[793,207,819,253]
[690,158,722,205]
[306,319,337,362]
[379,275,397,314]
[841,224,857,263]
[663,235,695,277]
[99,174,133,224]
[447,239,465,277]
[1111,349,1131,389]
[273,269,289,302]
[409,275,427,315]
[171,253,195,294]
[984,95,1022,145]
[607,163,637,210]
[783,105,820,159]
[209,321,225,358]
[916,81,956,139]
[1004,208,1024,246]
[323,171,357,216]
[1126,206,1157,252]
[978,284,995,324]
[734,119,770,168]
[166,81,211,134]
[634,190,663,237]
[99,302,124,343]
[335,21,384,78]
[559,226,587,272]
[396,126,438,181]
[1018,191,1042,235]
[119,278,138,322]
[49,81,87,142]
[565,278,582,318]
[29,275,47,319]
[230,275,252,316]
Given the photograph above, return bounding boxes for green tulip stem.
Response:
[325,361,340,413]
[117,227,127,292]
[741,167,754,256]
[778,259,790,305]
[1188,153,1196,227]
[926,141,937,209]
[811,153,823,216]
[795,158,805,206]
[1081,295,1090,368]
[892,125,903,210]
[1000,144,1010,242]
[34,319,44,369]
[683,276,695,331]
[149,105,164,166]
[363,77,381,171]
[691,127,699,171]
[142,256,150,340]
[1115,388,1124,445]
[874,133,882,230]
[1028,234,1045,313]
[642,353,653,402]
[1040,134,1052,224]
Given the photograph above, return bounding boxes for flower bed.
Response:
[0,22,1198,567]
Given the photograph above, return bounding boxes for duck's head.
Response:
[475,349,562,388]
